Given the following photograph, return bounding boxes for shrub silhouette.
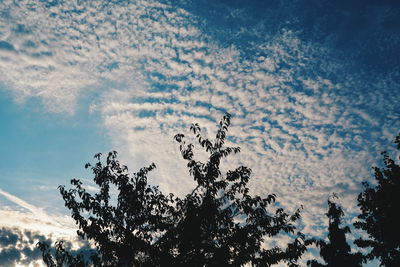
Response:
[307,196,362,267]
[38,113,308,266]
[354,133,400,266]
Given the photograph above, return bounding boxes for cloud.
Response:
[0,227,49,266]
[0,188,76,238]
[0,189,90,266]
[0,2,399,264]
[0,226,96,267]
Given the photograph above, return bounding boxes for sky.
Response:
[0,0,399,265]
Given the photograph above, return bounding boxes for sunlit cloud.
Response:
[0,188,75,237]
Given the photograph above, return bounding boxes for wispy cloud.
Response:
[0,188,75,237]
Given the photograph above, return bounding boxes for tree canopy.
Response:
[38,113,308,266]
[354,133,400,266]
[307,196,362,267]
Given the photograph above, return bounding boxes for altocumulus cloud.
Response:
[0,0,400,263]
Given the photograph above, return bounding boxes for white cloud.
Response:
[0,188,75,238]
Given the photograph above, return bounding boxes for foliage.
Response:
[38,113,308,266]
[163,113,308,266]
[307,196,362,267]
[354,133,400,266]
[39,151,174,266]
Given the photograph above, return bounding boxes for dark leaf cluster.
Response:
[307,197,363,267]
[354,133,400,266]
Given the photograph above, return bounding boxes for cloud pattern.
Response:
[0,0,399,264]
[0,226,96,267]
[0,227,46,266]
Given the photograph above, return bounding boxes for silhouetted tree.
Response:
[38,152,174,266]
[307,196,362,267]
[161,113,308,266]
[354,133,400,266]
[39,113,308,266]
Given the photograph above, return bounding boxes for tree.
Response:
[39,152,174,266]
[162,113,309,266]
[307,196,362,267]
[354,133,400,266]
[39,113,308,266]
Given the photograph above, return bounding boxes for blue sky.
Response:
[0,90,109,210]
[0,0,399,265]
